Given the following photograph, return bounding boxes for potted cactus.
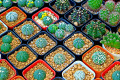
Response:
[0,20,8,36]
[11,76,25,80]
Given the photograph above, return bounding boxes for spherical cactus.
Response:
[35,0,44,8]
[38,12,47,20]
[99,8,109,21]
[1,43,11,52]
[65,24,74,32]
[115,2,120,14]
[58,22,66,30]
[55,29,65,39]
[92,51,106,65]
[87,0,103,10]
[105,0,115,12]
[26,0,34,8]
[48,24,58,33]
[2,35,12,44]
[74,70,85,80]
[53,53,66,65]
[0,0,2,7]
[6,12,18,22]
[0,67,9,80]
[43,16,53,26]
[3,0,12,8]
[73,38,85,49]
[35,38,47,48]
[16,51,29,62]
[21,24,34,36]
[108,12,120,26]
[33,69,46,80]
[112,71,120,80]
[18,0,26,7]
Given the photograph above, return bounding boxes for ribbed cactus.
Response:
[55,29,65,39]
[0,67,9,80]
[2,35,13,44]
[105,0,115,12]
[48,24,58,33]
[74,70,85,80]
[115,2,120,14]
[34,0,44,8]
[1,43,11,52]
[73,38,85,49]
[35,38,47,48]
[18,0,27,7]
[65,24,74,32]
[112,71,120,80]
[86,21,106,39]
[26,0,34,8]
[43,16,53,26]
[6,12,18,22]
[58,22,66,30]
[3,0,12,8]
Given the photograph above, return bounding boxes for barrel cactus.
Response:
[0,0,2,7]
[21,24,34,36]
[1,43,11,52]
[74,70,85,80]
[55,29,65,39]
[35,38,47,48]
[112,71,120,80]
[53,53,66,65]
[3,0,12,8]
[73,38,85,49]
[105,0,115,12]
[38,12,47,20]
[65,24,74,32]
[35,0,44,8]
[48,24,58,33]
[6,12,18,22]
[26,0,34,8]
[0,67,9,80]
[43,16,53,26]
[33,69,46,80]
[2,35,12,44]
[58,22,66,30]
[18,0,27,7]
[115,2,120,14]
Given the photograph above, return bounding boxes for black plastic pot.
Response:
[53,77,65,80]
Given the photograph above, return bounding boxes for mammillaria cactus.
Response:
[74,70,85,80]
[26,0,34,8]
[21,24,34,36]
[65,24,74,32]
[58,22,66,30]
[105,0,115,12]
[55,29,65,39]
[38,12,47,20]
[73,38,85,49]
[35,38,47,48]
[2,35,13,43]
[112,71,120,80]
[1,43,11,52]
[0,0,2,7]
[115,2,120,14]
[3,0,12,8]
[0,67,9,80]
[48,24,58,33]
[18,0,27,7]
[43,16,53,26]
[6,12,18,22]
[34,0,44,8]
[86,21,106,39]
[33,69,46,80]
[53,53,66,65]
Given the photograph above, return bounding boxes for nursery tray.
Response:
[0,20,8,36]
[11,76,25,80]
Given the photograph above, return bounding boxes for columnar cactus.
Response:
[48,24,58,33]
[74,70,85,80]
[34,0,44,8]
[3,0,12,8]
[105,0,115,12]
[18,0,27,7]
[6,12,18,22]
[43,16,53,26]
[65,24,74,32]
[55,29,65,39]
[115,2,120,14]
[112,71,120,80]
[73,38,85,49]
[58,22,66,30]
[1,43,11,52]
[0,67,9,80]
[35,38,47,48]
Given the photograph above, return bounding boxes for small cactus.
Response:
[1,43,11,52]
[0,0,2,7]
[0,67,9,80]
[112,71,120,80]
[115,2,120,14]
[48,24,58,33]
[38,12,47,20]
[74,70,85,80]
[34,0,44,8]
[3,0,12,8]
[105,0,115,12]
[26,0,34,8]
[55,29,65,39]
[6,12,18,22]
[53,53,66,65]
[58,22,66,30]
[43,16,53,26]
[65,24,74,32]
[18,0,27,7]
[2,35,13,43]
[73,38,85,49]
[35,38,47,48]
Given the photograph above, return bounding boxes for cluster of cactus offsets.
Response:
[100,32,120,49]
[0,67,9,80]
[6,12,18,22]
[38,12,47,20]
[55,29,65,39]
[48,24,58,33]
[35,38,48,48]
[86,21,106,39]
[0,0,12,8]
[74,70,85,80]
[112,71,120,80]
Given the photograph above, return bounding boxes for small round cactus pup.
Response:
[73,38,85,49]
[6,12,18,22]
[115,2,120,14]
[74,70,85,80]
[35,0,44,8]
[35,38,47,48]
[33,69,46,80]
[65,24,74,32]
[99,8,109,21]
[1,43,11,52]
[112,71,120,80]
[26,0,34,8]
[3,0,12,8]
[105,0,115,12]
[2,35,13,43]
[92,51,106,65]
[58,22,66,30]
[0,0,2,7]
[38,12,47,20]
[48,24,58,33]
[18,0,27,7]
[43,16,53,26]
[53,53,66,65]
[0,67,9,80]
[55,29,65,39]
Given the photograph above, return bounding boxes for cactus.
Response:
[48,24,58,33]
[0,67,9,80]
[115,2,120,14]
[55,29,65,39]
[108,12,120,26]
[87,0,103,10]
[38,12,47,20]
[86,21,106,39]
[3,0,12,8]
[105,0,115,12]
[100,32,120,49]
[65,24,74,32]
[26,0,34,8]
[35,38,47,48]
[74,70,85,80]
[34,0,44,8]
[43,16,53,26]
[2,35,13,43]
[18,0,27,7]
[53,53,66,65]
[0,0,2,7]
[55,0,70,11]
[6,12,18,22]
[73,38,85,49]
[21,24,34,36]
[1,43,11,52]
[112,71,120,80]
[58,22,66,30]
[33,69,46,80]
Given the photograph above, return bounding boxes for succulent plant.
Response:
[74,70,85,80]
[55,29,65,39]
[100,32,120,49]
[3,0,12,8]
[21,24,34,36]
[2,35,13,44]
[33,69,46,80]
[35,0,44,8]
[115,2,120,14]
[112,71,120,80]
[105,0,115,12]
[0,0,2,7]
[18,0,27,7]
[0,67,9,80]
[48,24,58,33]
[38,12,47,20]
[87,0,103,10]
[1,43,11,52]
[73,38,85,49]
[16,51,29,62]
[53,53,66,65]
[58,22,66,30]
[26,0,34,8]
[65,24,74,32]
[35,38,47,48]
[6,12,18,22]
[108,12,120,26]
[43,16,53,26]
[86,21,106,39]
[55,0,70,11]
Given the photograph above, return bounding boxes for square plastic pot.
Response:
[22,59,56,80]
[11,76,25,80]
[82,45,114,78]
[0,20,8,36]
[32,7,59,30]
[62,61,95,80]
[53,77,65,80]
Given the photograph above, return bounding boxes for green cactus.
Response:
[55,29,65,39]
[65,24,74,32]
[33,69,46,80]
[18,0,27,7]
[34,0,44,8]
[105,0,115,12]
[43,16,53,26]
[35,38,47,48]
[1,43,11,52]
[2,35,13,44]
[3,0,12,8]
[48,24,58,33]
[0,67,9,80]
[26,0,34,8]
[112,71,120,80]
[58,22,66,30]
[73,38,85,49]
[6,12,18,22]
[0,0,2,7]
[115,2,120,14]
[53,53,66,65]
[38,12,47,20]
[74,70,85,80]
